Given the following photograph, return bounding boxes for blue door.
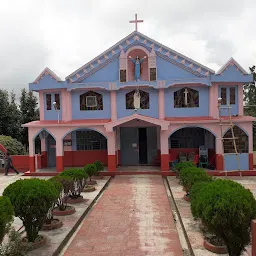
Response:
[120,127,139,165]
[47,135,56,167]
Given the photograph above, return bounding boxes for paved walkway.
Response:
[63,175,183,256]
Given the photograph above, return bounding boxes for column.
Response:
[209,83,219,119]
[62,90,72,121]
[41,137,48,168]
[238,85,244,116]
[56,137,64,172]
[158,89,165,119]
[107,131,116,172]
[215,136,224,171]
[160,130,169,171]
[111,91,117,121]
[28,129,35,172]
[39,92,44,121]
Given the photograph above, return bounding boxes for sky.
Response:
[0,0,256,95]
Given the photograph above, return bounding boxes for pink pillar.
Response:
[111,91,117,121]
[160,130,169,171]
[252,220,256,256]
[238,85,244,116]
[159,89,165,119]
[28,129,35,172]
[107,131,116,171]
[209,83,219,118]
[56,138,64,172]
[62,90,72,121]
[39,92,44,121]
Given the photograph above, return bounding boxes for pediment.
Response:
[66,31,215,83]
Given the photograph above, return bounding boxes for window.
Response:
[221,88,227,105]
[230,87,236,104]
[120,70,126,82]
[174,88,199,108]
[80,91,103,111]
[54,94,60,110]
[150,68,156,81]
[126,90,149,109]
[46,94,51,110]
[76,131,107,150]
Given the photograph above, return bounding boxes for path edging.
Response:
[52,177,112,256]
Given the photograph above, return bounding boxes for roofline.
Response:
[33,67,63,83]
[216,57,249,75]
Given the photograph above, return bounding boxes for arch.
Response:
[33,128,56,141]
[169,125,217,138]
[223,123,249,136]
[125,45,150,57]
[223,125,248,153]
[61,127,108,140]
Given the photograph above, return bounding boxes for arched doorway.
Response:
[169,127,216,168]
[223,125,249,170]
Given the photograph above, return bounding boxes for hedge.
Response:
[0,135,26,155]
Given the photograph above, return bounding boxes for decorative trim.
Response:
[33,67,62,84]
[216,57,249,75]
[157,80,166,88]
[109,82,117,91]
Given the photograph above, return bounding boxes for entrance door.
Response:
[139,128,148,164]
[120,127,139,165]
[47,135,56,167]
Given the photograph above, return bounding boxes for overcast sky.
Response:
[1,0,256,95]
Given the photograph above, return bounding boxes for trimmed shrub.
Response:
[175,161,195,172]
[191,179,256,256]
[0,196,14,244]
[60,168,88,197]
[3,179,59,243]
[49,176,74,211]
[0,135,26,155]
[84,164,97,181]
[94,160,104,175]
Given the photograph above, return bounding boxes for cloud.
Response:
[0,0,255,95]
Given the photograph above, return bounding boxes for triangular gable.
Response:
[33,67,62,84]
[216,58,249,75]
[66,31,215,83]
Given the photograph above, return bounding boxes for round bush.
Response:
[84,164,97,181]
[3,179,59,243]
[94,160,104,175]
[191,179,256,256]
[0,196,14,243]
[0,135,26,155]
[175,161,195,171]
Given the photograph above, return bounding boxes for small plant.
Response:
[94,160,104,175]
[191,179,256,256]
[3,179,59,243]
[0,228,27,256]
[0,196,14,244]
[60,168,88,198]
[49,176,74,211]
[84,164,97,181]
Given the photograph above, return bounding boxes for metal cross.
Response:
[184,88,189,106]
[129,14,144,31]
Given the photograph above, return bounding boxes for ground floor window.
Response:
[76,130,107,150]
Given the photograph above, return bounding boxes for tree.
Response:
[19,89,39,150]
[0,90,11,137]
[244,66,256,150]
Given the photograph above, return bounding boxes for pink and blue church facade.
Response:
[24,29,255,173]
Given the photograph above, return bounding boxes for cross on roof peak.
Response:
[129,13,144,32]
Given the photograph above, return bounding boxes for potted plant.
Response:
[0,196,14,244]
[60,168,88,203]
[3,178,59,250]
[50,176,76,216]
[84,163,97,185]
[191,179,256,255]
[42,178,64,230]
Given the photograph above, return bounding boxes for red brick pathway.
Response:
[63,175,183,256]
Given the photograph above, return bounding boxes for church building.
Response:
[24,15,255,173]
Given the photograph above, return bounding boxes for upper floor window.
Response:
[80,91,103,111]
[126,90,149,109]
[174,87,199,108]
[230,87,236,104]
[54,94,60,110]
[46,94,51,110]
[221,88,227,105]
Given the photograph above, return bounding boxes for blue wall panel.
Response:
[44,92,62,120]
[224,153,249,171]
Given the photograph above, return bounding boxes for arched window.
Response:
[80,91,103,111]
[174,87,199,108]
[223,126,248,153]
[126,90,149,109]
